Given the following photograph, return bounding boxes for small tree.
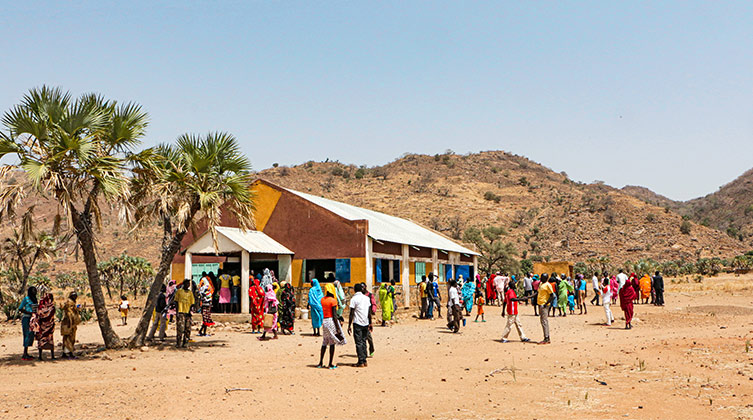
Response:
[0,208,59,295]
[463,226,519,274]
[125,132,255,347]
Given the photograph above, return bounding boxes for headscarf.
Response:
[265,284,279,308]
[261,268,273,290]
[31,293,55,349]
[334,280,346,317]
[308,279,323,308]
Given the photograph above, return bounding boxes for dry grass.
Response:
[668,273,753,293]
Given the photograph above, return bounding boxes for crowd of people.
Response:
[14,267,666,362]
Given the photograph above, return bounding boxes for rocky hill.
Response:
[621,169,753,246]
[1,151,748,281]
[259,151,747,264]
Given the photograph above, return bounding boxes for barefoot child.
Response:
[119,295,130,326]
[474,289,485,322]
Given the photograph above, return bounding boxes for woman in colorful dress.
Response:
[378,282,393,327]
[307,279,324,336]
[60,292,81,358]
[248,278,266,334]
[639,274,652,304]
[17,286,38,360]
[316,287,346,369]
[260,284,279,340]
[31,291,56,360]
[279,282,296,335]
[198,276,215,337]
[619,278,637,329]
[218,270,232,313]
[460,275,474,315]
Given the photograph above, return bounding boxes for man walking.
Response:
[348,283,373,367]
[447,280,462,333]
[175,279,195,348]
[652,271,664,306]
[536,274,555,344]
[523,273,533,305]
[616,269,628,292]
[146,284,169,342]
[590,272,600,306]
[501,279,530,343]
[430,274,441,317]
[419,276,428,319]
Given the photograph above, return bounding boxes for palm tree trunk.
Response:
[71,207,122,348]
[127,231,187,347]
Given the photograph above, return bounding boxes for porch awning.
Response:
[186,226,294,255]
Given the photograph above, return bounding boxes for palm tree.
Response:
[126,132,255,347]
[0,86,149,348]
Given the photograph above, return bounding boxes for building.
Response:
[172,179,479,312]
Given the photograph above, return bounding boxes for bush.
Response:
[518,177,529,186]
[354,168,365,179]
[331,167,344,177]
[680,220,692,235]
[3,301,20,321]
[483,191,502,203]
[645,213,655,223]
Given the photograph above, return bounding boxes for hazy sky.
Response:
[1,1,751,201]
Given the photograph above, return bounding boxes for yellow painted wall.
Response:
[533,261,574,279]
[409,262,416,285]
[250,182,282,231]
[171,263,184,283]
[427,262,433,277]
[350,257,366,284]
[292,259,303,288]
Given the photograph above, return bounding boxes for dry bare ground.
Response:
[1,274,752,420]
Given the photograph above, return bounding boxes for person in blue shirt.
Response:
[17,286,38,361]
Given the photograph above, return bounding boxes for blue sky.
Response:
[1,1,751,200]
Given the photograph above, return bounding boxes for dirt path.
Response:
[1,275,752,419]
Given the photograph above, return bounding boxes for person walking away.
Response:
[31,291,56,360]
[175,280,195,348]
[609,275,619,304]
[279,282,296,335]
[348,283,373,367]
[119,295,130,325]
[378,283,393,327]
[18,286,38,360]
[652,271,664,306]
[639,274,652,305]
[536,276,555,344]
[308,279,324,336]
[602,278,614,326]
[486,273,497,305]
[260,284,279,340]
[419,276,428,319]
[523,273,533,305]
[198,277,215,337]
[147,285,169,342]
[619,278,636,329]
[501,278,530,343]
[590,273,601,306]
[474,289,485,322]
[447,280,463,333]
[60,292,81,358]
[557,275,572,317]
[494,273,506,307]
[317,288,346,369]
[249,278,266,333]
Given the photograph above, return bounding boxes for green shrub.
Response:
[483,191,502,203]
[680,220,692,235]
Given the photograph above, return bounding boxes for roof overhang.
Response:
[186,226,293,256]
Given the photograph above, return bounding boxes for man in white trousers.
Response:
[501,278,530,343]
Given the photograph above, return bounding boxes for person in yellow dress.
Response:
[60,292,81,359]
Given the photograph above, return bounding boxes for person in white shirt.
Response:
[523,274,533,305]
[616,269,628,292]
[447,280,462,333]
[347,284,373,367]
[590,273,601,306]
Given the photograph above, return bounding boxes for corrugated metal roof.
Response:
[284,188,479,256]
[188,227,294,255]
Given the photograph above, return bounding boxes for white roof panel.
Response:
[285,188,479,256]
[187,227,293,255]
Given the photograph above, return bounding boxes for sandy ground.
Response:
[1,274,753,420]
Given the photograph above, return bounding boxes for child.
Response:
[474,289,485,322]
[567,293,575,315]
[119,295,130,326]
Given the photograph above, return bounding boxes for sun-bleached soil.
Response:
[1,274,752,420]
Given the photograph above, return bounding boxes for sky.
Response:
[1,1,751,201]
